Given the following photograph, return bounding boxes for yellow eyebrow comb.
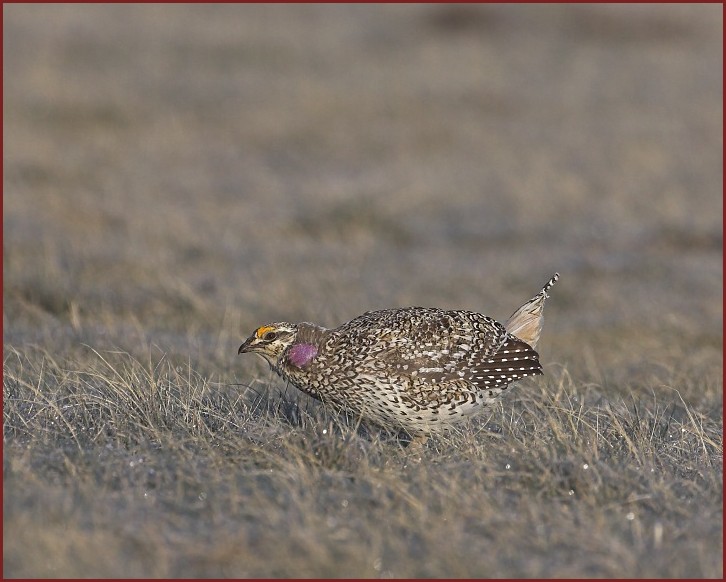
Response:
[255,325,275,338]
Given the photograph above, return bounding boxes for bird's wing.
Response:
[340,308,542,390]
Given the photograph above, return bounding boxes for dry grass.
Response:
[3,346,722,577]
[3,3,723,578]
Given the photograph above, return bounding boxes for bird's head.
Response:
[238,322,298,366]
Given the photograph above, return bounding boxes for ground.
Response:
[3,4,723,578]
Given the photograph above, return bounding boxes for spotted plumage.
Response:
[238,273,559,438]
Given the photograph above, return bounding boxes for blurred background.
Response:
[4,3,722,388]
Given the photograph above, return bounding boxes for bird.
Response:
[238,272,559,445]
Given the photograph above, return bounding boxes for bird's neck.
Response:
[287,343,318,368]
[277,322,328,371]
[295,322,329,345]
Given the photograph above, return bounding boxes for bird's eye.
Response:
[263,331,277,341]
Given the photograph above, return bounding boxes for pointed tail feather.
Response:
[504,273,559,348]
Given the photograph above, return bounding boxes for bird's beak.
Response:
[238,337,255,354]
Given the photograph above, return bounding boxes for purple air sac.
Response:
[287,343,318,368]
